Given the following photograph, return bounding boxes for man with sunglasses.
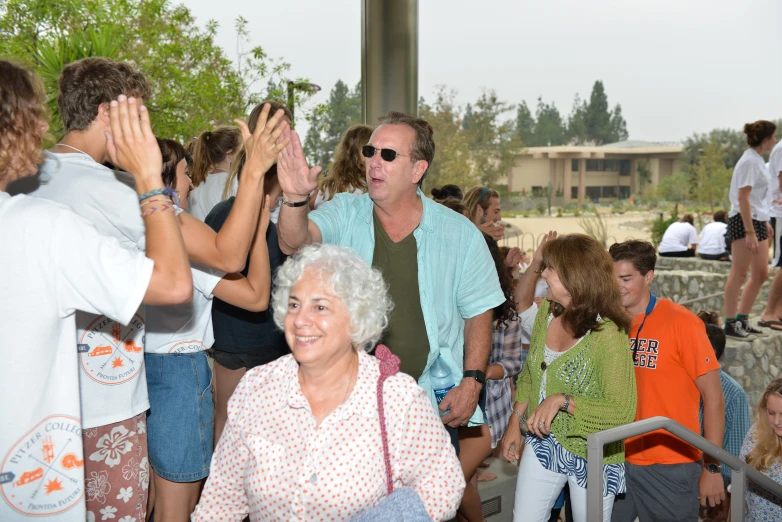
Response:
[609,240,726,522]
[275,112,505,449]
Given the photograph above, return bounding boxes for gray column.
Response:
[361,0,418,124]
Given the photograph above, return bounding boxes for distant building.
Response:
[506,140,685,203]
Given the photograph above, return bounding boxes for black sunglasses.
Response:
[361,145,410,162]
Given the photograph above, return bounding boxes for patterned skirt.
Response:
[527,433,626,496]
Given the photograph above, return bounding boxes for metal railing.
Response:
[587,416,782,521]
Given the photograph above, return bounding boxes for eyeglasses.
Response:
[361,145,410,162]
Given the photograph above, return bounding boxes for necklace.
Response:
[54,143,92,159]
[307,352,357,485]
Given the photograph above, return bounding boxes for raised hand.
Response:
[504,247,523,268]
[277,127,322,200]
[234,104,290,180]
[105,95,162,185]
[533,230,557,264]
[478,220,504,241]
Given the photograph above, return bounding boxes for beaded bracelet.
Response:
[138,187,176,203]
[141,203,174,217]
[140,195,170,208]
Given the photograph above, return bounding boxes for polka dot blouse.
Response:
[192,351,465,521]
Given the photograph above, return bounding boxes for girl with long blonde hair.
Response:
[741,377,782,519]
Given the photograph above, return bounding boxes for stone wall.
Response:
[721,334,782,407]
[652,256,780,407]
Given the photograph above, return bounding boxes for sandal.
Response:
[757,320,782,331]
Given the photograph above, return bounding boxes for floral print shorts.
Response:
[83,413,149,522]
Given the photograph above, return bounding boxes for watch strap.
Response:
[463,370,486,385]
[281,193,311,207]
[560,394,571,412]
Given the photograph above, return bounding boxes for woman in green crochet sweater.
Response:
[501,234,636,522]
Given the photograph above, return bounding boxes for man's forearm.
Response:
[277,203,311,255]
[463,310,493,374]
[702,397,726,464]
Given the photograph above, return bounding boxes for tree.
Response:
[565,82,628,144]
[692,137,732,213]
[418,87,472,191]
[461,90,522,186]
[302,80,361,167]
[533,97,567,146]
[656,172,690,215]
[566,94,588,144]
[0,0,298,141]
[515,101,535,146]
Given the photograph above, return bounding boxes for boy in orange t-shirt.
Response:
[610,241,726,522]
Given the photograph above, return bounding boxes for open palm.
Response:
[277,127,322,199]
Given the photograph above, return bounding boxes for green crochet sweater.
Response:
[515,299,637,464]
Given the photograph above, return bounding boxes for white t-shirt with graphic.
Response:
[699,222,729,255]
[31,152,150,429]
[0,192,152,521]
[729,148,771,221]
[768,141,782,219]
[659,221,699,253]
[145,263,224,354]
[188,171,235,221]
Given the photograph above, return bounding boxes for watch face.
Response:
[706,463,721,474]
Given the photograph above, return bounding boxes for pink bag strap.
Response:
[375,344,400,496]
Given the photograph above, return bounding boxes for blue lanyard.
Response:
[632,293,656,363]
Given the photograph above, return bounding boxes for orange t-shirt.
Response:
[625,298,720,465]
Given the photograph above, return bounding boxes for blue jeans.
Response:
[145,352,214,482]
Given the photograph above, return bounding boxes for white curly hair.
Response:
[272,243,393,352]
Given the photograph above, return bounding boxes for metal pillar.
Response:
[361,0,418,125]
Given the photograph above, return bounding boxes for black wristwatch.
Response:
[703,462,721,474]
[463,370,486,385]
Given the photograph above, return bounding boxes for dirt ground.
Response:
[499,212,655,253]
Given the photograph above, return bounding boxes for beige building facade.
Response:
[506,141,685,203]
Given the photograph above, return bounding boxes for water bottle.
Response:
[430,354,455,416]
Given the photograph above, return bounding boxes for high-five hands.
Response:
[277,127,322,201]
[105,95,162,185]
[234,104,290,180]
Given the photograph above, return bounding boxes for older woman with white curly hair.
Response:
[193,243,465,522]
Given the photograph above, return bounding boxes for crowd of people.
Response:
[2,56,782,522]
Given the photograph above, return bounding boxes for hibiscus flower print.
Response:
[139,456,150,491]
[136,419,146,434]
[100,505,117,520]
[89,425,136,468]
[119,517,136,522]
[122,457,139,481]
[84,427,99,439]
[86,470,111,504]
[116,486,133,503]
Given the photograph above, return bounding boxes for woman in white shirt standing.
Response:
[723,120,777,339]
[188,126,241,221]
[698,211,730,261]
[658,214,699,257]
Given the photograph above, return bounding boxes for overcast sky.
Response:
[186,0,782,143]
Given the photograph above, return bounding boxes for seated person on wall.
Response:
[659,213,699,258]
[699,211,731,261]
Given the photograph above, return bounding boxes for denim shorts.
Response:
[145,352,214,482]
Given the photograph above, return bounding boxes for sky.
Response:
[185,0,782,143]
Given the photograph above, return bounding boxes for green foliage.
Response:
[681,128,747,170]
[656,172,690,203]
[515,81,628,147]
[692,137,732,212]
[0,0,298,141]
[303,80,361,168]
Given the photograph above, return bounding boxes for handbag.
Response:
[375,344,400,496]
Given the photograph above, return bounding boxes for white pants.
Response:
[513,443,615,522]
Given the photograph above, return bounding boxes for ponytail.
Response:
[190,126,241,188]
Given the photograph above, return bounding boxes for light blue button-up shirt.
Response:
[309,189,505,425]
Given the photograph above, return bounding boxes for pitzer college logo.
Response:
[79,314,144,385]
[0,416,83,516]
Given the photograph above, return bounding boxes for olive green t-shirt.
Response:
[371,210,430,380]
